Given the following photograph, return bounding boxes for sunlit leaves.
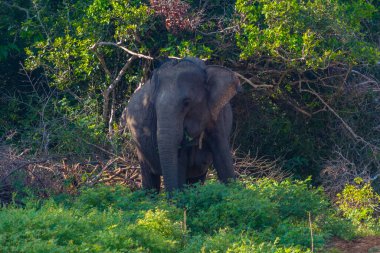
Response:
[337,177,380,227]
[236,0,380,68]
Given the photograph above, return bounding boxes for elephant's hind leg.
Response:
[136,147,161,191]
[141,163,161,191]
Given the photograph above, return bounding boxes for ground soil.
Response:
[326,236,380,253]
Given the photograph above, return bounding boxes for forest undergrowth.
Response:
[1,143,380,253]
[1,178,379,253]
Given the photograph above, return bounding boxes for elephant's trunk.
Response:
[156,114,183,192]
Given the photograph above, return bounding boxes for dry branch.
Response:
[0,160,46,185]
[234,72,274,89]
[2,2,30,19]
[301,87,379,151]
[233,150,290,180]
[101,55,137,131]
[90,42,153,60]
[320,146,377,198]
[90,42,154,134]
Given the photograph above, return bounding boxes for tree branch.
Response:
[90,42,153,133]
[91,48,112,78]
[2,2,30,19]
[90,42,153,60]
[301,87,379,150]
[102,56,137,125]
[234,72,274,89]
[284,97,312,117]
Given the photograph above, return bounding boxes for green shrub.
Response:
[0,202,183,252]
[0,180,365,252]
[336,177,380,234]
[173,182,279,233]
[236,0,379,66]
[183,229,310,253]
[254,178,330,219]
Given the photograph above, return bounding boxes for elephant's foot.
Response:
[141,167,161,192]
[186,172,207,185]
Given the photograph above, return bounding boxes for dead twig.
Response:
[234,72,274,89]
[301,87,379,151]
[233,150,290,180]
[90,42,153,60]
[102,55,137,129]
[0,160,46,185]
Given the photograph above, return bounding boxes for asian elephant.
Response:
[123,57,241,192]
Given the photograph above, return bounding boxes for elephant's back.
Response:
[127,79,153,109]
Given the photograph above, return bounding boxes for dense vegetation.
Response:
[1,179,379,252]
[0,0,379,252]
[1,0,379,181]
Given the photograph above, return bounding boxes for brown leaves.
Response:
[150,0,201,33]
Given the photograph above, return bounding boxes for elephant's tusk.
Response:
[198,131,204,149]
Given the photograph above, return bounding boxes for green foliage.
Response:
[336,177,380,233]
[1,0,380,224]
[236,0,379,67]
[1,0,220,156]
[174,182,279,233]
[183,230,310,253]
[0,88,106,154]
[233,95,331,177]
[0,203,182,252]
[0,180,360,252]
[160,35,214,59]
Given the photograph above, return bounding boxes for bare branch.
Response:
[0,160,47,185]
[301,87,379,150]
[102,56,137,124]
[285,99,312,117]
[168,56,182,59]
[90,42,153,132]
[108,89,116,136]
[198,25,238,36]
[32,1,50,41]
[351,69,379,85]
[233,150,290,180]
[90,48,112,78]
[234,72,274,89]
[320,146,378,198]
[302,88,359,137]
[2,2,30,19]
[90,42,153,60]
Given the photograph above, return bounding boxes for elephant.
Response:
[123,57,241,192]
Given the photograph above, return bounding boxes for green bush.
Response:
[236,0,379,66]
[174,182,279,233]
[0,180,362,252]
[0,200,182,252]
[336,177,380,234]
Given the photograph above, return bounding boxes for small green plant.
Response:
[336,177,380,233]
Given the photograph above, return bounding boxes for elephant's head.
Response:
[154,58,241,191]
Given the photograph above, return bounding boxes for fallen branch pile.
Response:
[0,145,141,204]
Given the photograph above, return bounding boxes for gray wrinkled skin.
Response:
[123,57,241,192]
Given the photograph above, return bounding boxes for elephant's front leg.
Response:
[206,106,236,183]
[208,134,236,183]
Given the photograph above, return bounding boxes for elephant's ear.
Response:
[206,66,241,121]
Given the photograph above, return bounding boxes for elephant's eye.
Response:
[182,98,191,108]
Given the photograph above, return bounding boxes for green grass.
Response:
[0,178,372,253]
